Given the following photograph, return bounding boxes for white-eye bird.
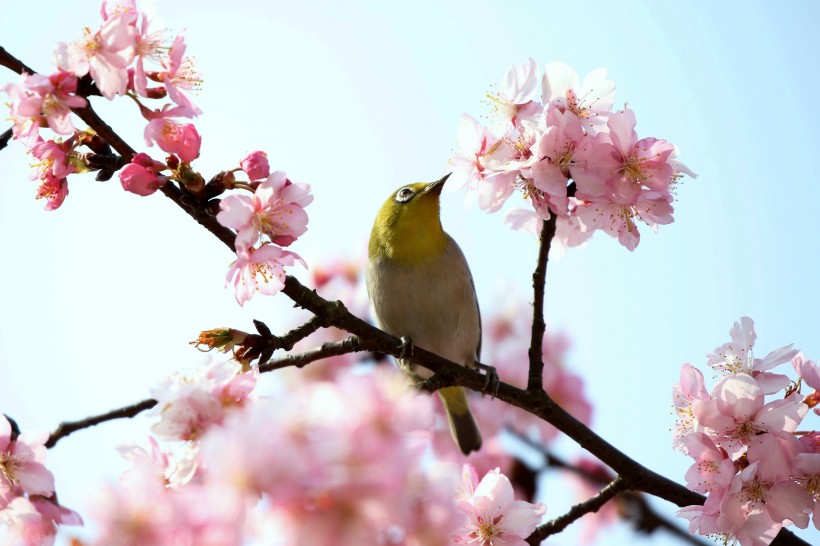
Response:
[366,174,482,455]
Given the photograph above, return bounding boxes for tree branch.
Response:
[527,215,557,391]
[45,398,157,449]
[512,430,712,546]
[259,336,362,372]
[45,336,365,447]
[0,127,12,151]
[0,45,35,75]
[527,477,627,544]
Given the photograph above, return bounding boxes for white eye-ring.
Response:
[395,187,415,203]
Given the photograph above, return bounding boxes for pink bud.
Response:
[240,150,270,181]
[119,163,167,196]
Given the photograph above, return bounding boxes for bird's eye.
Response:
[395,187,415,203]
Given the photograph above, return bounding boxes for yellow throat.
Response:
[368,176,450,266]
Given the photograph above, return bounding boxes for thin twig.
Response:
[45,398,157,448]
[513,430,712,546]
[259,336,362,372]
[527,215,558,392]
[45,336,365,446]
[527,477,627,544]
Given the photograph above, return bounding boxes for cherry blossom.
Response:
[150,360,256,441]
[486,57,542,128]
[0,72,86,143]
[541,61,615,135]
[158,34,202,116]
[452,466,545,546]
[707,316,796,394]
[143,117,201,162]
[54,12,136,99]
[225,243,305,305]
[217,170,313,251]
[0,417,55,499]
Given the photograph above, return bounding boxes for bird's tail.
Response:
[438,386,482,455]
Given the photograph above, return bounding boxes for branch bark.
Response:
[527,215,557,391]
[527,477,627,544]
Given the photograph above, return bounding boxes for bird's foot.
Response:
[474,361,500,399]
[417,373,449,393]
[399,336,414,359]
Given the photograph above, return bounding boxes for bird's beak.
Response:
[425,173,451,196]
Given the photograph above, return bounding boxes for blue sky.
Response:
[1,1,819,544]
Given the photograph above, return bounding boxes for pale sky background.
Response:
[1,1,819,545]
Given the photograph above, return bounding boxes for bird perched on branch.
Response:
[366,174,482,455]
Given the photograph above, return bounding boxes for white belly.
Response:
[366,235,481,380]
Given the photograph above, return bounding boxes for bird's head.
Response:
[368,174,451,266]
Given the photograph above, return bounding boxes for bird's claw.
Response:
[399,336,414,359]
[475,362,500,399]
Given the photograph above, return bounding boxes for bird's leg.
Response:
[399,336,414,359]
[474,361,500,399]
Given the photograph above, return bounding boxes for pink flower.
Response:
[680,432,735,494]
[158,34,202,116]
[217,171,313,251]
[30,139,74,180]
[100,0,138,22]
[448,114,518,209]
[54,13,136,99]
[131,12,169,98]
[578,109,675,204]
[150,361,256,441]
[453,466,546,546]
[574,190,673,251]
[541,62,615,135]
[225,244,305,306]
[119,153,167,196]
[719,462,812,538]
[485,58,543,128]
[707,317,796,394]
[144,118,201,162]
[694,374,808,456]
[240,150,270,181]
[1,72,86,143]
[0,416,55,498]
[529,105,585,216]
[673,363,710,448]
[35,176,70,211]
[27,138,75,210]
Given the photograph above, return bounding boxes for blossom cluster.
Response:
[673,317,820,545]
[1,0,203,206]
[216,161,313,306]
[1,0,313,305]
[448,59,695,251]
[0,415,81,545]
[74,368,546,545]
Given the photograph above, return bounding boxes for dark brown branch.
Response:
[513,430,711,546]
[0,45,35,75]
[527,215,558,391]
[1,127,12,151]
[527,477,627,544]
[45,398,157,448]
[44,336,365,446]
[259,336,362,372]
